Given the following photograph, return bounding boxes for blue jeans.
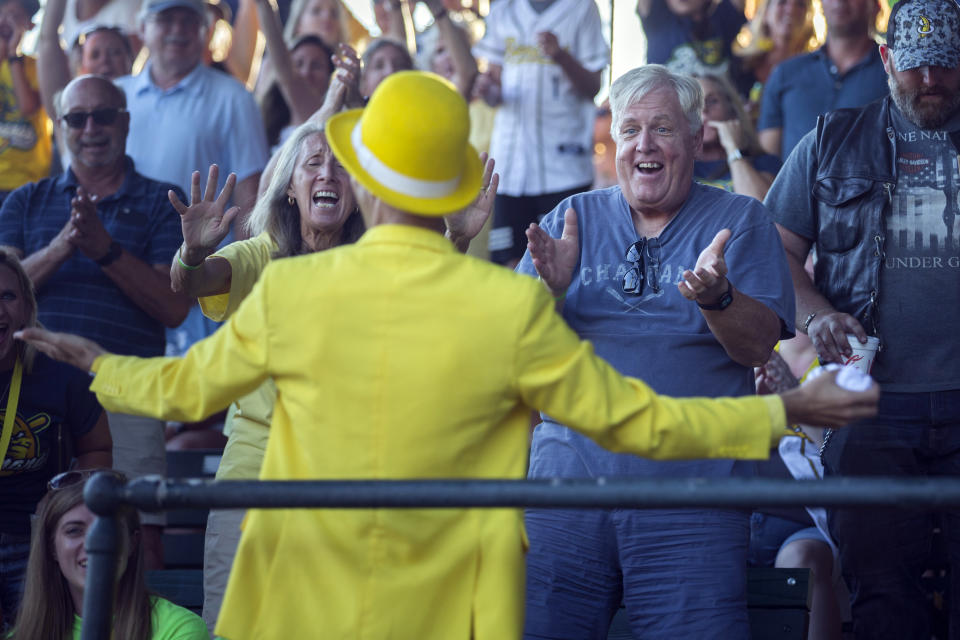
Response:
[822,389,960,640]
[523,507,750,640]
[0,532,32,631]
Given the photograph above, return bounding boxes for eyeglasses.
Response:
[622,237,662,296]
[48,468,127,491]
[60,108,125,129]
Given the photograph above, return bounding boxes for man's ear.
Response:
[879,44,893,73]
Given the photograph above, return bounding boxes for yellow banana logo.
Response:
[918,14,932,37]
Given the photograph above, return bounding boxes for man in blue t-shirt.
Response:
[0,74,191,569]
[764,0,960,634]
[757,0,887,159]
[518,64,794,639]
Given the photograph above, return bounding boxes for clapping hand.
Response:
[536,31,561,59]
[525,208,579,298]
[678,228,730,306]
[69,187,113,261]
[445,153,498,248]
[169,165,238,266]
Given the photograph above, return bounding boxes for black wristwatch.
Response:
[95,241,123,267]
[697,280,734,311]
[7,55,24,65]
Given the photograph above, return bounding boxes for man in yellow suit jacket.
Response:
[19,71,878,640]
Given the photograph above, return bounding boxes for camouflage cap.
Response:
[887,0,960,71]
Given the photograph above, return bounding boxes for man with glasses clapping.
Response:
[0,74,192,569]
[518,64,796,639]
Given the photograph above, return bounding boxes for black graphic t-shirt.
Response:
[0,352,102,534]
[875,105,960,390]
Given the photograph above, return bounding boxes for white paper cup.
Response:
[842,335,880,374]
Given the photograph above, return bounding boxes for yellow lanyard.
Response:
[0,357,24,469]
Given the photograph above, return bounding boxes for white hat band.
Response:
[351,123,460,199]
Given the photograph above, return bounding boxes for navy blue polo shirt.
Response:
[0,157,185,357]
[758,46,889,160]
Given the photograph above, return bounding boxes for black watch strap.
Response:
[697,280,734,311]
[95,241,123,267]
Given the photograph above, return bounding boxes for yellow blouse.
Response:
[90,225,785,640]
[198,233,275,480]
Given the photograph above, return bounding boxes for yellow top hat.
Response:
[326,71,483,217]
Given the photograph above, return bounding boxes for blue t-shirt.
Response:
[0,158,185,357]
[694,153,783,192]
[517,184,795,478]
[641,0,750,93]
[0,353,102,535]
[758,47,888,160]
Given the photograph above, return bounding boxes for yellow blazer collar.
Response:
[358,224,455,253]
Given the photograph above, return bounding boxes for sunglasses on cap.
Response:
[60,107,126,129]
[48,468,127,491]
[621,237,662,296]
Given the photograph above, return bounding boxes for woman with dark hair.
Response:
[359,37,413,99]
[9,471,207,639]
[0,250,111,631]
[255,0,334,150]
[168,121,364,632]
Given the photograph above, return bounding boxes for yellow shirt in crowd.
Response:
[89,224,786,640]
[0,57,51,191]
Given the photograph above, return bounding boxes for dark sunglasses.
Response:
[622,237,662,296]
[48,468,127,491]
[61,107,125,129]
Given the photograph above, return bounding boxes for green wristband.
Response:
[177,248,202,271]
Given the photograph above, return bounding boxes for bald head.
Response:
[57,75,126,119]
[58,75,130,171]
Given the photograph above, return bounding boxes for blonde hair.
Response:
[283,0,360,47]
[733,0,819,66]
[692,72,765,156]
[0,249,38,373]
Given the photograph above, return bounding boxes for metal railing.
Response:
[79,474,960,640]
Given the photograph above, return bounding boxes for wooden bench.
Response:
[607,567,811,640]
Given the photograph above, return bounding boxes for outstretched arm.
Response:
[169,165,240,298]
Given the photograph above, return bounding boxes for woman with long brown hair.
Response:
[10,471,207,639]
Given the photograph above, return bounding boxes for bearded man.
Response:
[764,0,960,635]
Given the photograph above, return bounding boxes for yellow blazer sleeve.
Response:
[90,268,273,423]
[514,288,787,459]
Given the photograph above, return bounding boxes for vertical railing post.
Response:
[80,471,125,640]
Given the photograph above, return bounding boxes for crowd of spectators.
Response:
[0,0,955,637]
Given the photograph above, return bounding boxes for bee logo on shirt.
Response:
[0,413,52,476]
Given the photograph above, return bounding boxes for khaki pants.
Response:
[202,508,245,635]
